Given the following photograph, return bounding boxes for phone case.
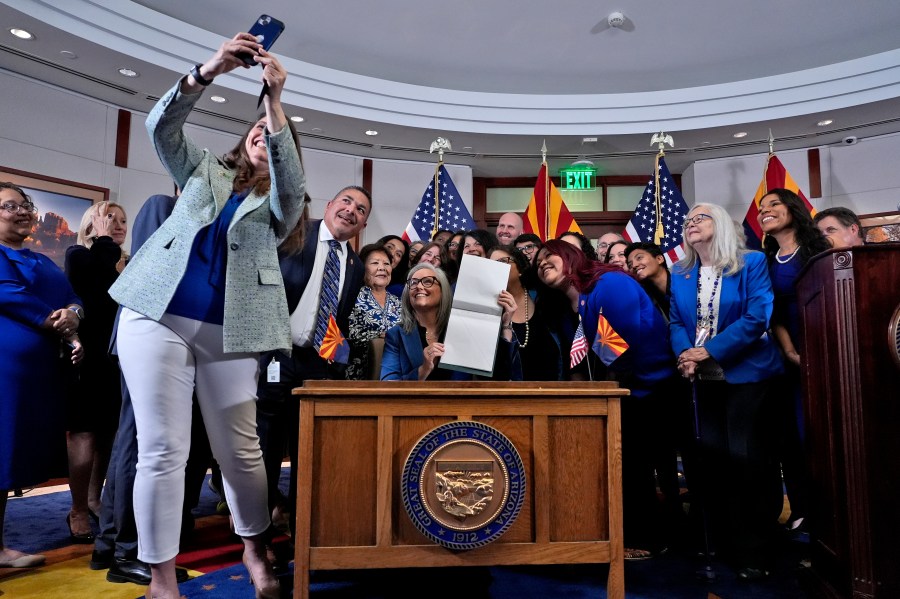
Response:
[240,15,285,66]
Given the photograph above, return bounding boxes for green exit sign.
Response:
[559,166,596,190]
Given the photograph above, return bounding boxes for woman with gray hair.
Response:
[669,202,784,581]
[380,263,521,381]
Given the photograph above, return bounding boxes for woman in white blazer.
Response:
[109,33,305,599]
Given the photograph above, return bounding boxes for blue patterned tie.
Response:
[314,240,341,352]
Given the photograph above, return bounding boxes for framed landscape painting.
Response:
[1,166,108,267]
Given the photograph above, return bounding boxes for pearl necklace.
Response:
[775,246,801,264]
[515,293,530,348]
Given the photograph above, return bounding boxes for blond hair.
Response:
[77,201,128,257]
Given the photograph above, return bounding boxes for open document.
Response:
[440,254,510,377]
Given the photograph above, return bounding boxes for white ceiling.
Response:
[2,0,900,177]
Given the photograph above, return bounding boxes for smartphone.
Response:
[239,14,285,67]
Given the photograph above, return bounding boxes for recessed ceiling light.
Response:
[10,28,34,40]
[463,146,473,151]
[365,130,378,136]
[732,131,748,138]
[817,119,833,127]
[701,141,711,145]
[117,67,139,78]
[209,95,227,103]
[311,127,323,133]
[60,50,77,59]
[290,116,305,123]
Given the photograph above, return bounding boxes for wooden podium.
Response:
[796,244,900,599]
[291,381,626,599]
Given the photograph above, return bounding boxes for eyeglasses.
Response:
[406,276,440,289]
[682,213,713,228]
[1,201,38,215]
[494,256,514,264]
[447,241,459,249]
[516,243,537,254]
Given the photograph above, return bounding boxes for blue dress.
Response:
[0,245,80,489]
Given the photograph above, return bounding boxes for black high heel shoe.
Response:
[66,512,95,544]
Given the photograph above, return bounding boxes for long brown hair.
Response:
[222,115,303,194]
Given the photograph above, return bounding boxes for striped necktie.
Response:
[314,240,341,353]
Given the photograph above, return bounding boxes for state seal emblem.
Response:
[401,421,526,550]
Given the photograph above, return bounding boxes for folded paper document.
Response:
[440,254,510,377]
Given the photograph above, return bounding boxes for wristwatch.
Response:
[68,305,85,320]
[190,63,213,87]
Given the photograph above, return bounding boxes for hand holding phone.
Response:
[238,15,285,67]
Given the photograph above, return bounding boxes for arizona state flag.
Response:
[318,313,349,364]
[742,154,816,249]
[523,163,582,242]
[591,311,629,366]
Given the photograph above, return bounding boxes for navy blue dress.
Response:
[0,245,80,489]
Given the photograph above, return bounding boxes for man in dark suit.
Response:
[256,185,371,532]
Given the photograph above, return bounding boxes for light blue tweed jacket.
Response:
[109,80,305,354]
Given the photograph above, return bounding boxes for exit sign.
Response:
[559,166,596,190]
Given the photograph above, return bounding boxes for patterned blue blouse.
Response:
[346,285,401,380]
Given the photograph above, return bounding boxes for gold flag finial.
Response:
[541,139,548,164]
[650,131,674,155]
[649,133,675,245]
[768,129,775,155]
[429,137,452,163]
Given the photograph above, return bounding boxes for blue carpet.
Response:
[6,470,810,598]
[175,555,808,599]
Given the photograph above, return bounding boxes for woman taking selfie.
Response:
[109,32,305,599]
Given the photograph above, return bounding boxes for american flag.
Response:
[623,156,689,266]
[402,165,475,242]
[570,319,588,369]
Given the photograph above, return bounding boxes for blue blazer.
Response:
[669,251,783,384]
[578,270,677,396]
[380,325,522,381]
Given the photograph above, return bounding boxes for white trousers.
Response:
[117,308,270,563]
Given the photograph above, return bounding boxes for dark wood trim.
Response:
[473,176,487,226]
[0,165,109,202]
[354,158,373,251]
[115,109,131,168]
[473,174,671,233]
[808,148,822,198]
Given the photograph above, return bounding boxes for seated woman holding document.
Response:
[380,263,521,381]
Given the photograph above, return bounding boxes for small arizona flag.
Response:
[318,313,349,364]
[591,310,629,366]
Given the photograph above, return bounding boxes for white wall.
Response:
[685,134,900,221]
[0,69,468,249]
[370,160,473,245]
[2,67,894,250]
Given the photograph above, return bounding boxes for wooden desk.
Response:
[292,381,626,599]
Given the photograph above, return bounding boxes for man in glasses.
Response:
[514,233,542,265]
[597,232,625,261]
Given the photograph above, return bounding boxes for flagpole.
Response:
[541,140,549,241]
[429,137,452,240]
[757,130,776,246]
[650,132,674,245]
